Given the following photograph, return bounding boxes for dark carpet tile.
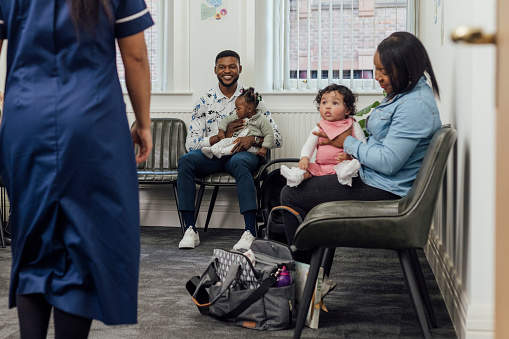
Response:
[0,226,457,338]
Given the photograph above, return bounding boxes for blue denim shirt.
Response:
[344,76,442,197]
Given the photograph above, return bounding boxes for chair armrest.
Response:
[254,158,301,183]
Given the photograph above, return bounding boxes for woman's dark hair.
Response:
[314,84,357,116]
[215,50,241,65]
[239,87,262,109]
[67,0,113,31]
[377,32,440,99]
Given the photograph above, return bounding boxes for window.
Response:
[116,0,171,93]
[272,0,417,92]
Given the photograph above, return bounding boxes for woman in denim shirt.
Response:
[281,32,442,261]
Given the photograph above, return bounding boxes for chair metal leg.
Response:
[173,184,186,235]
[194,184,205,224]
[293,246,326,339]
[320,247,336,277]
[204,186,219,232]
[398,249,432,339]
[409,248,438,328]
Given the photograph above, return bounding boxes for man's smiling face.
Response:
[214,56,242,88]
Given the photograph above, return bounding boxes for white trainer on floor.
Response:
[233,230,256,250]
[179,226,200,249]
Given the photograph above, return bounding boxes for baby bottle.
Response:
[276,266,292,287]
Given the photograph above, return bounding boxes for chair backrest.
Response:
[137,118,187,183]
[397,125,457,247]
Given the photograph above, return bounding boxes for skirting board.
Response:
[139,185,245,229]
[425,231,494,339]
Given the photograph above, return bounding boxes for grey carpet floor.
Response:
[0,227,457,338]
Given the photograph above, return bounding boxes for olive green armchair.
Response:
[292,125,457,339]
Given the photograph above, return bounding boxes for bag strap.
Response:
[208,262,242,304]
[191,260,220,306]
[214,273,278,320]
[265,206,303,239]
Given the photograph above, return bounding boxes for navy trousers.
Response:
[177,149,259,214]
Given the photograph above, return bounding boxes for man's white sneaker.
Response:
[233,231,256,250]
[179,227,200,249]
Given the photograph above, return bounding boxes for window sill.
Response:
[260,89,383,95]
[260,90,384,113]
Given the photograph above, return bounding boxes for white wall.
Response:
[127,0,384,230]
[419,0,496,338]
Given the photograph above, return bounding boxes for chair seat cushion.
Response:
[294,199,425,250]
[138,170,178,183]
[196,172,237,186]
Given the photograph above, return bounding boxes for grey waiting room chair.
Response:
[193,150,272,233]
[292,125,457,339]
[135,118,187,234]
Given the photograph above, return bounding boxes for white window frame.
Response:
[257,0,418,94]
[120,0,190,94]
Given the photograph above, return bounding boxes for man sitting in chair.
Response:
[177,50,282,250]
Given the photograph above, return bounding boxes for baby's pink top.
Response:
[308,117,355,176]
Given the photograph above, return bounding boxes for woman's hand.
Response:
[131,123,153,164]
[298,157,310,170]
[336,152,352,163]
[313,123,352,148]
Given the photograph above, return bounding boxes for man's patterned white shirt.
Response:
[185,84,282,151]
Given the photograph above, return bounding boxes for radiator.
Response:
[154,111,320,160]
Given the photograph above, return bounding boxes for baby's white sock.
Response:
[280,165,306,187]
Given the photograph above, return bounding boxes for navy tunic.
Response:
[0,0,153,325]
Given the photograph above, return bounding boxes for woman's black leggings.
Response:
[280,175,400,263]
[16,294,92,339]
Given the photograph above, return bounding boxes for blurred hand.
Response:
[131,123,153,164]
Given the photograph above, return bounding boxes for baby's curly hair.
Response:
[314,84,357,116]
[239,87,262,109]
